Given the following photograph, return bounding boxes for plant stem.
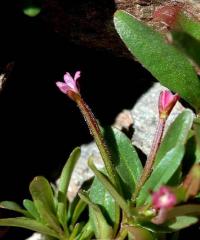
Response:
[133,118,166,200]
[75,95,118,187]
[116,228,128,240]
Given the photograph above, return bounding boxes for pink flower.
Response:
[56,71,81,95]
[159,90,180,119]
[152,186,177,210]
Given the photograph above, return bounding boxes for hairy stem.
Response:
[133,118,166,199]
[75,95,118,187]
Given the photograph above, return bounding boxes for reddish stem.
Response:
[133,118,166,200]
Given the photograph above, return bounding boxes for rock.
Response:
[26,233,44,240]
[41,0,200,58]
[26,83,184,240]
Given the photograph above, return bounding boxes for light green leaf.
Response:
[114,10,200,111]
[126,226,154,240]
[168,216,198,230]
[88,159,121,235]
[57,147,81,227]
[0,217,58,238]
[29,177,62,234]
[103,127,143,198]
[70,198,87,227]
[166,204,200,220]
[89,176,119,236]
[79,191,113,239]
[69,222,84,240]
[137,145,185,206]
[23,199,40,220]
[177,13,200,41]
[155,109,193,166]
[193,118,200,163]
[23,6,41,17]
[78,221,94,240]
[29,176,55,214]
[0,201,29,217]
[88,157,129,216]
[172,31,200,68]
[67,178,93,224]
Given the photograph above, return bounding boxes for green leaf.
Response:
[193,118,200,163]
[139,222,173,233]
[32,199,63,235]
[137,145,185,206]
[89,176,119,236]
[29,177,62,234]
[88,161,121,236]
[114,10,200,111]
[23,6,41,17]
[177,13,200,41]
[67,178,93,223]
[79,191,113,239]
[69,222,84,240]
[103,127,143,198]
[155,110,193,166]
[88,157,129,216]
[22,0,43,17]
[167,216,198,230]
[0,201,29,217]
[30,176,56,214]
[126,226,154,240]
[166,204,200,220]
[70,198,87,227]
[78,221,94,240]
[0,217,58,238]
[23,199,40,220]
[172,31,200,68]
[57,147,81,227]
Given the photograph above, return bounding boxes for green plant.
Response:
[0,9,200,240]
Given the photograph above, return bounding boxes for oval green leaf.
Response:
[29,176,55,214]
[70,198,87,227]
[79,191,113,239]
[0,217,58,238]
[89,174,120,236]
[137,145,185,206]
[155,109,193,166]
[78,221,94,240]
[23,199,40,220]
[114,10,200,111]
[126,226,154,240]
[89,157,129,215]
[103,127,143,198]
[167,216,198,230]
[0,201,29,216]
[193,118,200,163]
[57,147,81,227]
[172,31,200,68]
[29,176,62,234]
[23,6,41,17]
[177,13,200,41]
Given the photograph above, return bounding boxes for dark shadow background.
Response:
[0,1,153,239]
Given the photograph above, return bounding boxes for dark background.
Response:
[0,1,153,239]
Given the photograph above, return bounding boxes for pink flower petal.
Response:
[63,72,79,93]
[56,81,68,94]
[152,186,177,209]
[56,71,81,97]
[64,72,74,84]
[74,71,81,81]
[159,90,179,119]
